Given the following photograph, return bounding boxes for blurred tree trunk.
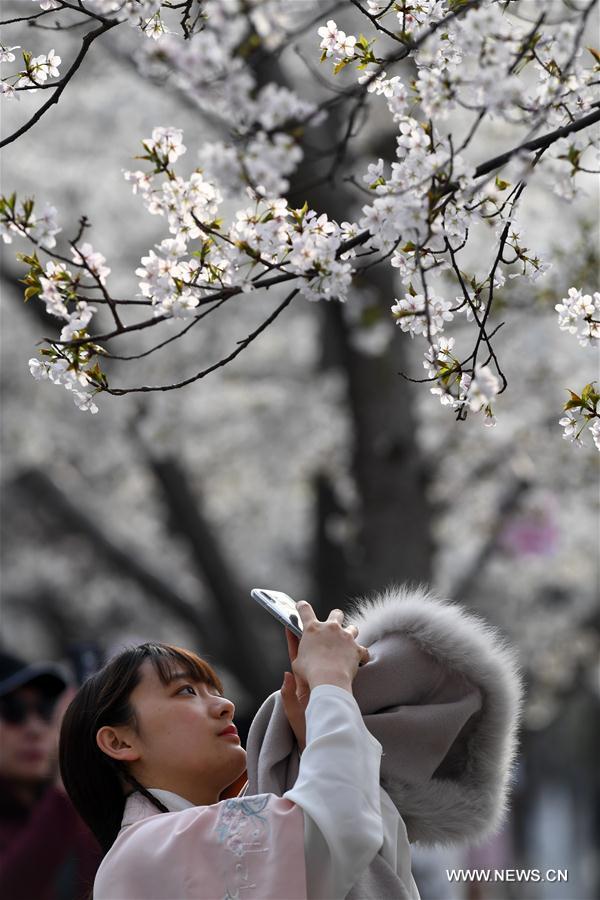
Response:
[11,468,231,662]
[254,50,434,600]
[147,455,273,696]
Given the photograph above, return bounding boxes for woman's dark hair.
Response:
[59,642,223,855]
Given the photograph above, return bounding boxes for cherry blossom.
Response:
[71,243,111,285]
[555,287,600,347]
[0,0,596,440]
[391,292,454,338]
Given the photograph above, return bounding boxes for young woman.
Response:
[59,601,417,900]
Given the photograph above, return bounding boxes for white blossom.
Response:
[0,46,20,64]
[391,292,454,338]
[465,365,501,414]
[318,20,342,57]
[28,358,50,381]
[29,203,61,249]
[71,243,111,284]
[555,287,600,347]
[60,303,97,341]
[145,126,187,164]
[0,82,18,101]
[72,390,99,414]
[317,19,356,62]
[558,412,584,447]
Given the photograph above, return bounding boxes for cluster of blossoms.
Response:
[30,0,169,39]
[357,120,478,282]
[321,5,598,198]
[555,287,600,347]
[555,288,600,451]
[23,242,110,414]
[0,195,61,248]
[365,0,448,34]
[391,291,454,338]
[125,127,354,316]
[29,355,100,414]
[3,0,596,439]
[415,5,596,133]
[315,11,597,434]
[422,337,500,423]
[136,1,319,197]
[90,0,169,39]
[1,48,61,99]
[318,20,357,63]
[558,383,600,451]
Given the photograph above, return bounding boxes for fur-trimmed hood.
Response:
[245,584,524,848]
[344,584,524,845]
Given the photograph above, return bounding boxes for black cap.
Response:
[0,651,69,699]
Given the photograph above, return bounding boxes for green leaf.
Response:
[86,363,108,387]
[564,399,581,411]
[23,285,40,302]
[581,382,600,406]
[333,57,351,75]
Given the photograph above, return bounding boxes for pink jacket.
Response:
[92,685,390,900]
[93,790,307,899]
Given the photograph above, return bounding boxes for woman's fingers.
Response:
[326,608,345,624]
[295,601,368,669]
[296,600,318,627]
[358,644,370,665]
[285,627,300,662]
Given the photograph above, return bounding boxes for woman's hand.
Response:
[292,602,369,693]
[280,606,368,750]
[281,628,308,752]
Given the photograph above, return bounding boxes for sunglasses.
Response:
[0,694,56,725]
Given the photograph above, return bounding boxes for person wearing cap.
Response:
[0,650,101,900]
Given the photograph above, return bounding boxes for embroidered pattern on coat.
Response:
[214,795,272,898]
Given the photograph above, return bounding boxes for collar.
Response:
[121,789,193,828]
[121,783,249,829]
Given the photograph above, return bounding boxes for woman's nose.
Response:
[216,697,235,718]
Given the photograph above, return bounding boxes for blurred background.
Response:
[1,2,599,897]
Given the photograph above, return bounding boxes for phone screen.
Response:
[250,589,303,637]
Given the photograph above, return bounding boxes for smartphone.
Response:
[250,588,303,638]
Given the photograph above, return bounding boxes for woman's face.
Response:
[107,660,247,805]
[0,686,56,781]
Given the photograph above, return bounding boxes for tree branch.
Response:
[0,18,119,150]
[105,287,299,394]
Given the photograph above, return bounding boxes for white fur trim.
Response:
[346,584,524,846]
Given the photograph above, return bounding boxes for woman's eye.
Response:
[178,684,197,695]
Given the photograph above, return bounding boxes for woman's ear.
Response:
[96,725,140,763]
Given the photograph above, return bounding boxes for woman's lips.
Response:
[218,725,238,737]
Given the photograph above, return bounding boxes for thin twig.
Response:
[0,18,119,149]
[106,288,299,394]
